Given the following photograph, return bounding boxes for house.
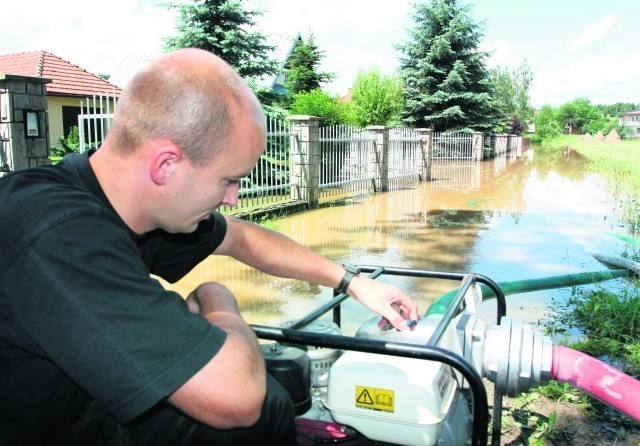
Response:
[0,50,121,150]
[619,110,640,139]
[263,31,302,95]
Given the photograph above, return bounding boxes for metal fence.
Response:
[432,131,474,159]
[78,93,117,151]
[318,125,372,203]
[219,116,294,215]
[76,92,499,216]
[388,128,421,188]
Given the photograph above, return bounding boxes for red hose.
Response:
[551,345,640,422]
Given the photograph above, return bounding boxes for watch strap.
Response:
[337,265,360,294]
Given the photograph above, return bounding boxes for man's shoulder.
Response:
[0,163,120,262]
[0,164,103,218]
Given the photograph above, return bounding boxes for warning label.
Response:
[355,386,395,412]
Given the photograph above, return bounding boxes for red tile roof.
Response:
[0,50,121,98]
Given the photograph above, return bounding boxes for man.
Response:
[0,48,418,445]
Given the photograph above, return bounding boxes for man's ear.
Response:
[149,141,183,185]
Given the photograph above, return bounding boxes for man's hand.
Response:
[346,275,419,331]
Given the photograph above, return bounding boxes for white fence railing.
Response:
[388,128,421,188]
[219,116,294,215]
[318,125,372,202]
[78,92,118,152]
[77,93,519,215]
[432,131,474,159]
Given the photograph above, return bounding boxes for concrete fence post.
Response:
[289,115,321,208]
[366,125,389,192]
[472,132,484,161]
[415,128,433,181]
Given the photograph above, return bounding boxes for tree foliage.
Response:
[488,65,515,132]
[348,68,404,127]
[512,60,535,132]
[397,0,493,132]
[595,102,640,117]
[535,105,562,141]
[163,0,278,79]
[284,33,334,95]
[535,99,634,141]
[489,60,534,135]
[289,89,348,126]
[556,97,600,134]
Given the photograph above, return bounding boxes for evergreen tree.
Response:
[284,33,334,95]
[397,0,493,132]
[164,0,278,79]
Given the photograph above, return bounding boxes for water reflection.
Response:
[162,148,627,335]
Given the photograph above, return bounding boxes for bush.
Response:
[289,89,349,126]
[51,126,80,158]
[535,105,563,141]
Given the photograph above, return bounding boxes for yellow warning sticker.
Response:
[355,386,395,412]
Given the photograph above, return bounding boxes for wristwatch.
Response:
[336,264,361,294]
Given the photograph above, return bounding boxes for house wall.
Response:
[619,113,640,138]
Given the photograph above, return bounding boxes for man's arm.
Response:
[168,282,266,429]
[214,216,419,330]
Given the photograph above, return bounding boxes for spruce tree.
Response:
[164,0,278,79]
[397,0,493,132]
[284,33,334,95]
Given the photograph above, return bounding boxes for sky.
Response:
[1,0,638,108]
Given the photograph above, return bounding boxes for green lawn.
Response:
[543,135,640,194]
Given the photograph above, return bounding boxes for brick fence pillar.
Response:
[0,74,51,176]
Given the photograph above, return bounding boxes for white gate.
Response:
[78,92,118,152]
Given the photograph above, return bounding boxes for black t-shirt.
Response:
[0,151,229,443]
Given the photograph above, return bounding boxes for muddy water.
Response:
[163,148,628,336]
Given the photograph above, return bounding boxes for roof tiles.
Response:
[0,50,121,97]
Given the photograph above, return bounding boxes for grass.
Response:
[538,136,640,231]
[528,134,640,430]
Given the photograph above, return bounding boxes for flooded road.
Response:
[163,147,629,336]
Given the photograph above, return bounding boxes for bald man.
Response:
[0,48,418,445]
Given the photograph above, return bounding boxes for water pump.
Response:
[254,265,640,446]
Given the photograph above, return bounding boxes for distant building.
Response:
[262,31,302,95]
[619,110,640,138]
[0,50,121,149]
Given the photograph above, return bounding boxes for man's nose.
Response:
[221,183,239,207]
